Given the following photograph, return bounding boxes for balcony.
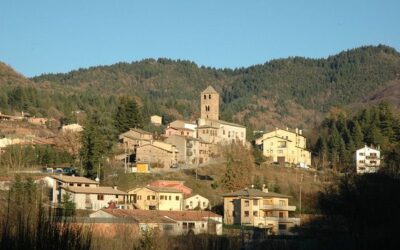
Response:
[261,204,296,211]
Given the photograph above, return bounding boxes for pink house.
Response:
[148,180,192,196]
[164,126,196,138]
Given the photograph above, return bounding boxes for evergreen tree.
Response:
[80,112,107,177]
[351,120,364,148]
[115,96,143,134]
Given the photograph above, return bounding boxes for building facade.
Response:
[128,186,184,211]
[135,141,178,169]
[119,128,153,151]
[355,145,381,174]
[222,188,300,235]
[200,86,219,120]
[256,128,311,167]
[184,194,210,210]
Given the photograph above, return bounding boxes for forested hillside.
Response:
[1,45,400,131]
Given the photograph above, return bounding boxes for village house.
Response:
[256,127,311,167]
[45,175,99,204]
[150,115,162,126]
[222,187,300,235]
[60,186,127,210]
[355,145,381,174]
[184,194,210,210]
[119,128,153,151]
[127,186,184,211]
[89,209,222,235]
[164,120,197,138]
[135,140,178,169]
[148,180,192,196]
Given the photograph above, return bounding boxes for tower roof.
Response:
[201,86,218,94]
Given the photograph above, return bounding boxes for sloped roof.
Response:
[146,186,183,194]
[62,186,127,195]
[222,188,291,198]
[100,209,221,222]
[201,86,218,94]
[51,175,98,184]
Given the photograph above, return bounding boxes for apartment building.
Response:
[355,145,381,174]
[222,187,300,235]
[256,128,311,167]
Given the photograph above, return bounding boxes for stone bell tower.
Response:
[200,86,219,120]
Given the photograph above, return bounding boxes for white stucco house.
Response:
[355,145,381,174]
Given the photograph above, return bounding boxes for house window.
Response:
[359,160,365,163]
[359,153,365,156]
[169,196,172,200]
[176,196,179,201]
[160,195,164,200]
[279,200,286,206]
[203,95,206,100]
[244,200,249,207]
[279,224,287,230]
[69,183,73,186]
[190,201,193,206]
[279,212,284,218]
[244,211,249,217]
[253,200,258,206]
[152,195,156,200]
[85,184,89,187]
[209,94,211,99]
[147,196,150,200]
[203,202,206,207]
[97,194,104,200]
[253,211,258,217]
[183,222,188,229]
[189,223,195,229]
[77,183,82,187]
[116,195,119,199]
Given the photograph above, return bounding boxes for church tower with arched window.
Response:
[200,86,219,120]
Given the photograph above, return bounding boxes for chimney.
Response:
[295,128,298,134]
[299,129,302,135]
[251,184,254,189]
[107,201,117,209]
[262,184,268,193]
[113,185,118,190]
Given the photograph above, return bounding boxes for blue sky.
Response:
[1,0,399,77]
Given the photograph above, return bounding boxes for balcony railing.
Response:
[261,204,296,211]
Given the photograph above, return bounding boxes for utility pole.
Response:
[124,142,127,174]
[299,173,303,225]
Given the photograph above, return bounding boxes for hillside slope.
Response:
[1,45,399,131]
[31,45,400,129]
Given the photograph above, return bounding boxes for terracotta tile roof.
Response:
[146,186,183,194]
[101,209,221,222]
[222,188,291,198]
[101,209,176,223]
[62,186,127,195]
[51,175,98,184]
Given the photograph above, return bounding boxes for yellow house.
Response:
[222,187,300,235]
[128,186,184,211]
[256,128,311,167]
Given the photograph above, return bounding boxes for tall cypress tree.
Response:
[80,112,106,178]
